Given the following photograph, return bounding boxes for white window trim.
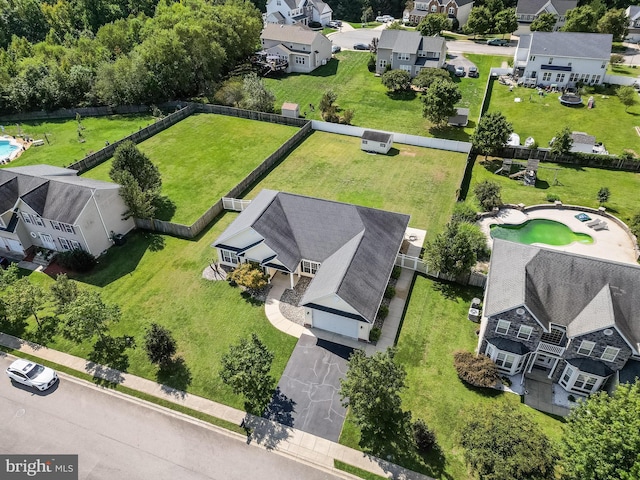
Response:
[517,325,533,341]
[220,249,238,265]
[577,340,595,356]
[601,346,620,362]
[301,259,320,275]
[58,238,71,251]
[397,52,410,61]
[495,319,510,335]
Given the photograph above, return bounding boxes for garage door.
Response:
[312,309,360,339]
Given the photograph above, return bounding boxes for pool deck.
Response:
[479,206,638,265]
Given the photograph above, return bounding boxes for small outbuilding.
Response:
[361,130,393,154]
[448,107,469,127]
[281,102,300,119]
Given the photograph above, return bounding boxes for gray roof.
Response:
[261,23,324,45]
[517,0,577,16]
[567,357,614,377]
[488,337,530,355]
[570,132,596,145]
[619,359,640,384]
[528,32,612,59]
[485,240,640,351]
[378,30,445,55]
[629,6,640,21]
[362,130,392,143]
[0,165,120,224]
[213,190,410,323]
[448,107,469,126]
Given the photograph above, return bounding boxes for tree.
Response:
[550,126,573,157]
[220,333,274,414]
[412,67,451,90]
[361,6,374,24]
[50,274,78,315]
[598,8,628,42]
[421,79,461,126]
[0,263,20,290]
[530,12,557,32]
[319,89,339,122]
[228,262,268,293]
[494,8,518,37]
[381,69,411,92]
[562,6,598,33]
[340,348,412,452]
[5,278,48,328]
[465,6,491,38]
[110,141,162,194]
[610,53,624,65]
[62,290,121,343]
[471,111,513,159]
[460,403,558,480]
[241,72,275,113]
[425,222,488,276]
[451,202,478,224]
[618,85,637,112]
[474,180,502,211]
[453,351,499,388]
[417,13,449,36]
[144,323,177,367]
[561,381,640,480]
[114,170,156,219]
[597,186,610,205]
[214,77,245,107]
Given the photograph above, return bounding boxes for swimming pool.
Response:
[490,219,594,246]
[0,139,18,160]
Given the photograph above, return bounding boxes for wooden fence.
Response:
[396,253,487,288]
[222,197,252,212]
[195,104,309,127]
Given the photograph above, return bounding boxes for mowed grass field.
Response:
[264,51,509,140]
[243,131,468,234]
[1,115,154,167]
[84,114,300,225]
[486,81,640,155]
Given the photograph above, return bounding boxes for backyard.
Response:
[242,130,468,234]
[0,114,154,168]
[485,80,640,155]
[340,276,564,479]
[264,51,509,139]
[83,114,300,225]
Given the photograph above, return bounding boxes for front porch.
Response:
[522,368,577,416]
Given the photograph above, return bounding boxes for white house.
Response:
[212,190,410,341]
[516,0,576,30]
[376,30,447,77]
[260,24,332,74]
[0,165,135,259]
[264,0,332,26]
[513,32,612,87]
[404,0,475,28]
[625,6,640,42]
[361,130,393,154]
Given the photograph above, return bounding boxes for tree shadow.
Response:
[153,195,177,221]
[431,278,482,303]
[147,234,165,252]
[459,379,504,398]
[386,90,416,101]
[86,335,135,384]
[156,356,192,397]
[23,316,59,347]
[263,387,296,426]
[535,179,550,189]
[241,291,265,307]
[0,317,28,338]
[244,413,292,450]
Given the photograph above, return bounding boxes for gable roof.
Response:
[517,0,576,16]
[213,190,410,323]
[628,6,640,21]
[362,130,392,143]
[526,32,612,59]
[261,23,324,45]
[378,30,445,54]
[485,240,640,351]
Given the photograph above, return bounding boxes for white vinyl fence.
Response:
[222,197,251,212]
[396,254,487,288]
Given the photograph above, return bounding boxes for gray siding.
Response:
[483,306,544,353]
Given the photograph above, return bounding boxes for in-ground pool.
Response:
[490,219,594,246]
[0,139,18,160]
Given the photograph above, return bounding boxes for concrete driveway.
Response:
[266,334,354,442]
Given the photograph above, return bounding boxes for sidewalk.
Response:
[0,332,432,480]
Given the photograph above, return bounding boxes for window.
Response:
[22,213,32,224]
[495,319,510,335]
[601,62,606,68]
[548,57,553,64]
[542,72,552,81]
[580,73,588,82]
[531,71,537,78]
[555,73,565,83]
[295,56,306,65]
[397,52,410,61]
[301,259,320,275]
[33,216,44,226]
[560,365,574,387]
[220,249,238,265]
[569,73,579,82]
[529,55,535,61]
[58,238,71,251]
[601,346,620,362]
[574,373,598,393]
[496,352,516,370]
[51,221,61,231]
[62,224,75,234]
[70,240,81,250]
[592,75,601,83]
[517,325,533,341]
[448,6,455,14]
[379,143,385,147]
[400,65,412,73]
[430,5,437,12]
[379,59,387,69]
[486,343,495,357]
[362,140,368,144]
[577,340,595,356]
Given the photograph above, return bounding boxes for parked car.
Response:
[331,45,341,54]
[487,38,509,46]
[375,15,385,22]
[468,66,479,78]
[353,43,370,50]
[454,65,465,77]
[382,15,395,22]
[328,20,342,28]
[6,359,58,391]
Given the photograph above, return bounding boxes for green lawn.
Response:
[84,114,300,225]
[242,131,468,234]
[608,63,640,78]
[347,21,383,29]
[340,276,564,479]
[1,115,154,168]
[486,81,640,155]
[264,51,509,139]
[471,157,640,225]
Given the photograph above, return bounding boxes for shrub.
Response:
[451,202,478,224]
[384,285,396,299]
[546,193,561,202]
[228,262,268,293]
[473,180,502,211]
[453,350,500,388]
[377,305,389,319]
[369,327,381,343]
[391,265,402,279]
[144,323,177,367]
[412,418,437,453]
[56,249,97,273]
[568,394,576,402]
[367,55,376,72]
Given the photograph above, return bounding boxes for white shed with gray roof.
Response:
[361,130,393,154]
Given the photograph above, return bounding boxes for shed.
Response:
[361,130,393,154]
[448,108,469,127]
[281,102,300,119]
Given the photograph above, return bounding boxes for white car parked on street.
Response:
[6,358,58,391]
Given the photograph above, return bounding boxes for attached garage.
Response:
[308,307,370,340]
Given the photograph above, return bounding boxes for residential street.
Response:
[0,357,343,480]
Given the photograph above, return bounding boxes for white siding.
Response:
[310,308,361,339]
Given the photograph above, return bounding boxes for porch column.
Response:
[289,272,294,289]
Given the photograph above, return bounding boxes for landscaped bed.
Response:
[83,113,300,225]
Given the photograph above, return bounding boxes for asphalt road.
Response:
[0,356,343,480]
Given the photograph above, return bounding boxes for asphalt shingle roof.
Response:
[528,32,612,59]
[362,130,392,143]
[261,23,323,45]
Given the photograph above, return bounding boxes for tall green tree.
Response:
[425,221,488,276]
[471,111,513,159]
[474,180,502,211]
[412,67,451,90]
[617,85,637,111]
[381,69,411,92]
[562,6,598,33]
[62,290,121,343]
[550,126,573,157]
[144,323,177,367]
[465,6,491,38]
[598,8,629,41]
[241,72,275,113]
[597,186,610,205]
[530,12,557,32]
[50,274,79,315]
[561,381,640,480]
[115,170,157,219]
[110,140,162,194]
[417,13,449,36]
[421,79,461,126]
[494,8,518,37]
[5,278,48,328]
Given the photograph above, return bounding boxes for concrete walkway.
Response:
[0,332,432,480]
[264,227,426,355]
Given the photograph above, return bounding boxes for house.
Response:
[260,24,332,74]
[513,32,612,87]
[625,6,640,43]
[281,102,300,118]
[404,0,475,28]
[0,165,135,259]
[516,0,577,30]
[212,190,410,341]
[478,240,640,398]
[264,0,332,26]
[376,30,447,77]
[448,107,469,127]
[361,130,393,154]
